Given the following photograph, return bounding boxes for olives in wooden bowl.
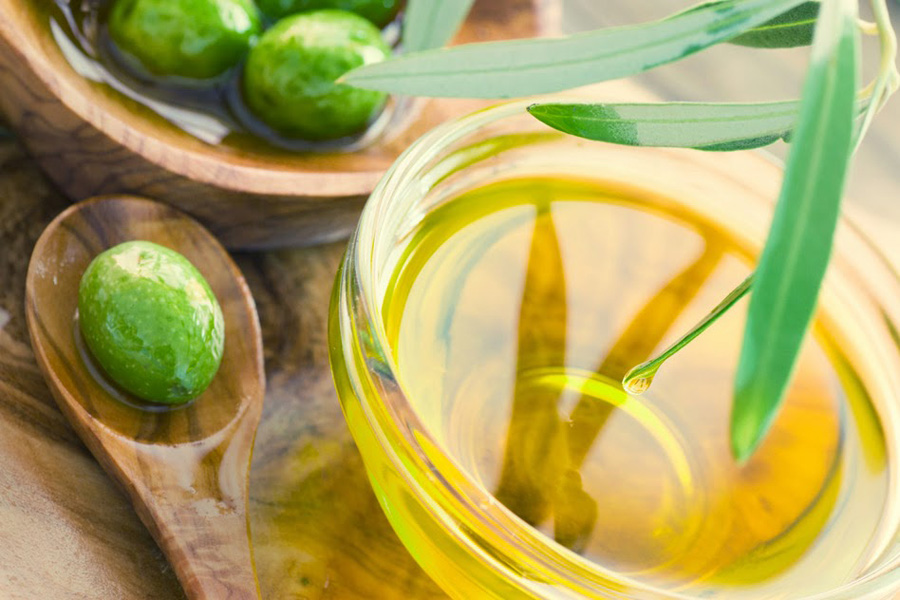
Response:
[108,0,264,81]
[242,10,392,141]
[0,0,556,249]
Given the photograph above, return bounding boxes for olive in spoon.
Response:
[25,196,264,599]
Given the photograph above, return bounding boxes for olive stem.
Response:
[622,273,754,394]
[855,0,899,150]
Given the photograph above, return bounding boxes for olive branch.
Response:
[345,0,898,461]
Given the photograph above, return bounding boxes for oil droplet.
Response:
[625,375,655,395]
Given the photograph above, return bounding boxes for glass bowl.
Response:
[328,101,900,599]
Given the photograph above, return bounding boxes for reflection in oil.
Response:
[388,176,888,596]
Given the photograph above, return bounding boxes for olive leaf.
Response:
[402,0,475,52]
[527,101,799,151]
[679,1,820,48]
[527,95,867,151]
[729,1,819,47]
[730,0,859,461]
[343,0,809,98]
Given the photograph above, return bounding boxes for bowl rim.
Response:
[0,0,561,199]
[344,99,900,599]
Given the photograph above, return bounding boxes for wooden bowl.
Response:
[0,0,560,250]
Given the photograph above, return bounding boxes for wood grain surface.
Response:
[0,138,445,599]
[0,0,556,250]
[1,3,899,599]
[26,197,265,599]
[0,143,185,599]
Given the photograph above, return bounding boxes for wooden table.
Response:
[0,136,445,599]
[2,3,899,599]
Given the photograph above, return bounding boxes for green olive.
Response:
[256,0,401,27]
[108,0,262,80]
[78,241,225,405]
[242,10,390,141]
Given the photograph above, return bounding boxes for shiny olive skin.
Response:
[256,0,401,27]
[242,10,390,141]
[108,0,262,80]
[78,241,225,404]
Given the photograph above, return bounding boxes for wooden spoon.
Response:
[25,196,265,600]
[0,0,558,250]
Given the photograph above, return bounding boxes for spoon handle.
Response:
[143,493,259,599]
[125,432,261,600]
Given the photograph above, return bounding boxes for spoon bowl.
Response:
[25,196,265,599]
[0,0,557,249]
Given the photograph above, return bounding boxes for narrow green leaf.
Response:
[402,0,475,52]
[528,97,867,152]
[730,1,819,47]
[343,0,808,98]
[527,101,799,151]
[622,274,753,395]
[679,1,819,48]
[731,0,859,461]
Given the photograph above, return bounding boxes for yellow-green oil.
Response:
[382,176,890,596]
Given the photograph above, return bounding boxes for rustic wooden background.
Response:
[0,3,898,599]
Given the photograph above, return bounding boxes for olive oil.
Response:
[384,176,890,596]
